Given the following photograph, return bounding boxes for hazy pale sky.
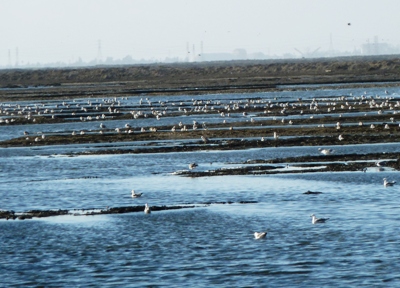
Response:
[1,0,399,66]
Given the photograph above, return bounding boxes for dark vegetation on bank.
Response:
[1,55,400,101]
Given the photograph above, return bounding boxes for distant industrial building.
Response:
[361,36,399,55]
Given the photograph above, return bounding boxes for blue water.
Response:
[1,85,400,287]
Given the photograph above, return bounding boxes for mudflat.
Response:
[1,56,400,218]
[1,55,400,101]
[1,56,400,177]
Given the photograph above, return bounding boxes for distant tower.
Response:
[97,40,102,64]
[374,35,379,55]
[200,41,204,61]
[365,39,371,55]
[186,42,190,62]
[15,47,19,67]
[329,33,334,56]
[7,49,11,68]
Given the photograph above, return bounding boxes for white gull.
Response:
[310,214,329,224]
[144,203,151,214]
[254,231,267,239]
[383,178,396,187]
[189,163,198,170]
[318,148,334,155]
[131,190,143,198]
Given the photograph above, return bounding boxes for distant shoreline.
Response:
[0,55,400,101]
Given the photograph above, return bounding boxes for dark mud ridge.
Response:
[0,201,258,220]
[3,112,400,149]
[175,153,400,177]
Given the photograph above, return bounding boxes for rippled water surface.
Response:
[1,86,400,287]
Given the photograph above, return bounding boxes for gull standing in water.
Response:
[318,148,334,155]
[189,163,198,170]
[254,231,267,239]
[144,203,151,214]
[310,214,329,224]
[131,190,143,198]
[383,178,396,187]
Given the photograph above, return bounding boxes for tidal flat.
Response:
[3,59,400,287]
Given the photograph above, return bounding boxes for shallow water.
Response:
[1,86,400,287]
[2,170,400,287]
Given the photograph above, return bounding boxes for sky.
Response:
[0,0,399,66]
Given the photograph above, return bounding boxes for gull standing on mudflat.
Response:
[376,160,388,167]
[201,136,209,143]
[310,214,329,224]
[144,203,151,214]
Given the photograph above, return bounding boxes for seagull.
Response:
[201,136,209,143]
[254,231,267,239]
[383,178,396,187]
[338,134,344,141]
[131,190,143,198]
[376,160,388,167]
[189,163,198,170]
[144,203,151,214]
[318,148,334,155]
[310,214,329,224]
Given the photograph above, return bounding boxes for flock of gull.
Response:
[0,90,399,146]
[1,88,398,233]
[131,186,332,239]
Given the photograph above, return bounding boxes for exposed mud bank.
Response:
[0,201,258,220]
